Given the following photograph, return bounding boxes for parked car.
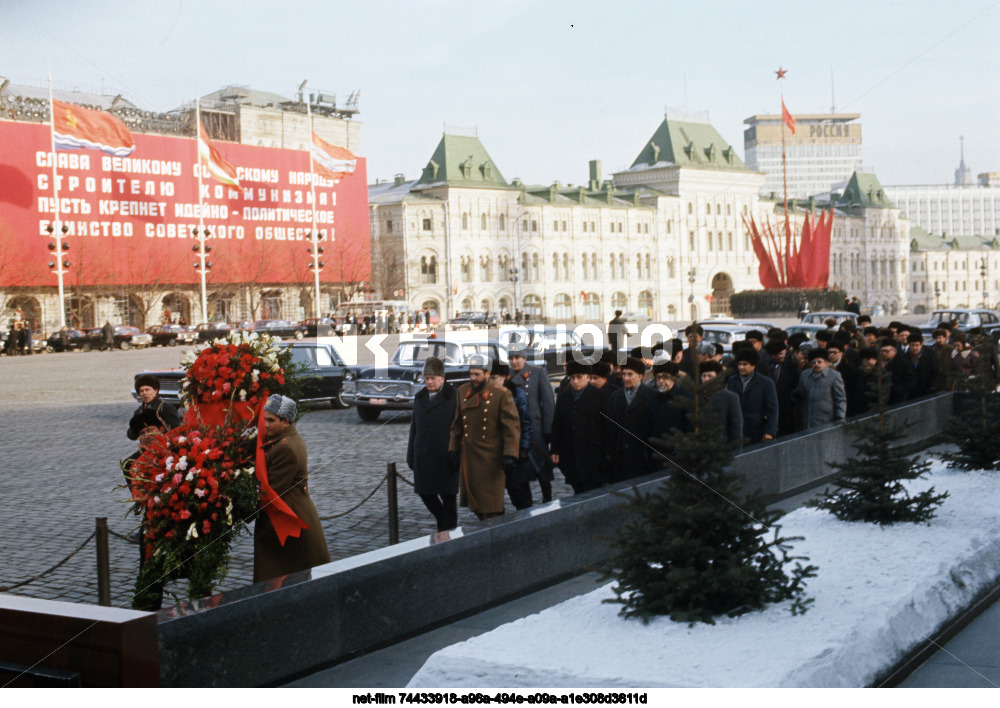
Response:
[83,325,152,350]
[299,317,336,337]
[195,322,239,342]
[800,311,857,325]
[131,339,352,409]
[44,328,89,352]
[698,324,755,353]
[1,329,44,354]
[446,311,498,330]
[698,318,776,332]
[785,324,826,343]
[497,326,604,376]
[924,309,1000,334]
[343,339,505,421]
[147,324,198,347]
[623,310,653,324]
[252,319,306,340]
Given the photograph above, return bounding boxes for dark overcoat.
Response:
[907,349,940,400]
[831,359,861,416]
[884,354,916,404]
[766,358,800,436]
[127,396,182,440]
[449,383,521,515]
[407,383,459,496]
[603,384,655,483]
[725,371,779,444]
[508,365,556,478]
[254,425,331,583]
[705,388,744,446]
[550,385,606,491]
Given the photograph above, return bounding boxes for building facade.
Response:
[883,174,1000,239]
[744,112,862,200]
[370,116,772,324]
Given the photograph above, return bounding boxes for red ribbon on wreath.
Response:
[254,394,308,545]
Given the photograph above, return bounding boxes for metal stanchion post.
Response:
[95,517,111,606]
[387,462,399,545]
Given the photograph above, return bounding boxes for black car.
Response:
[195,322,240,342]
[45,328,89,352]
[299,317,336,337]
[446,311,498,330]
[342,338,505,421]
[131,340,352,409]
[252,320,306,340]
[148,324,198,347]
[83,325,153,350]
[497,326,604,377]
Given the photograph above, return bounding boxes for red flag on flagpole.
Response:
[52,99,135,156]
[311,132,357,182]
[198,121,241,188]
[781,99,796,134]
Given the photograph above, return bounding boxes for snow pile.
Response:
[408,463,1000,687]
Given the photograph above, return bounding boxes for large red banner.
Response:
[0,119,370,288]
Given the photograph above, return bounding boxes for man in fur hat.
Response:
[490,359,534,509]
[725,347,778,445]
[647,361,692,469]
[449,355,521,520]
[550,360,606,494]
[407,357,459,531]
[128,374,181,441]
[507,342,557,502]
[254,394,331,583]
[602,357,655,482]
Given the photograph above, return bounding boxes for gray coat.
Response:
[793,366,847,428]
[509,364,556,474]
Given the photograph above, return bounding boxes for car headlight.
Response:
[344,370,354,381]
[414,372,424,384]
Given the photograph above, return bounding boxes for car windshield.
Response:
[929,311,974,326]
[394,341,461,365]
[287,345,342,367]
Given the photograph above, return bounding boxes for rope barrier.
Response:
[318,473,390,520]
[0,531,97,592]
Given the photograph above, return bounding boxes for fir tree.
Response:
[813,355,948,523]
[941,331,1000,471]
[600,370,816,624]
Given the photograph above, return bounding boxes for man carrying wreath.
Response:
[254,394,331,583]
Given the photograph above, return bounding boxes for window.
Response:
[591,253,598,277]
[581,221,587,233]
[612,292,627,310]
[561,220,567,231]
[690,231,696,250]
[422,218,432,231]
[617,223,623,233]
[499,214,505,231]
[522,294,542,318]
[581,254,589,280]
[584,293,600,320]
[531,220,538,232]
[461,213,468,229]
[590,221,595,231]
[460,257,472,282]
[480,256,491,282]
[645,254,651,278]
[521,253,529,281]
[554,220,559,232]
[562,253,569,280]
[687,202,693,215]
[554,293,572,320]
[706,204,711,215]
[531,252,539,281]
[386,220,393,233]
[619,253,625,279]
[481,213,487,230]
[552,253,560,280]
[523,219,529,232]
[420,255,437,283]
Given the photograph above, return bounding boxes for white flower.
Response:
[225,501,234,515]
[195,488,207,498]
[184,470,195,482]
[245,466,254,476]
[154,473,165,482]
[185,523,199,540]
[251,370,259,383]
[239,389,247,401]
[176,456,188,471]
[153,495,161,504]
[177,436,187,444]
[164,456,174,471]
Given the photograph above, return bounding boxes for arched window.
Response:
[554,293,572,320]
[581,254,589,280]
[584,293,600,320]
[638,290,653,314]
[420,255,437,283]
[461,213,468,230]
[645,254,651,279]
[612,292,627,310]
[481,213,487,230]
[461,297,474,311]
[619,253,625,279]
[521,252,530,282]
[531,252,539,281]
[562,253,569,280]
[590,253,598,277]
[609,254,617,279]
[552,253,560,280]
[480,298,492,313]
[499,214,506,231]
[480,255,492,282]
[522,294,542,318]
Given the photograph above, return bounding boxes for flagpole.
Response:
[195,97,209,324]
[47,70,68,328]
[305,90,322,320]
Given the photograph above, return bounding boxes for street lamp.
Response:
[934,281,940,310]
[980,257,989,309]
[192,228,212,323]
[307,230,325,318]
[687,268,697,318]
[46,223,70,326]
[509,264,520,321]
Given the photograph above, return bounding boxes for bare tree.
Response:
[114,236,190,329]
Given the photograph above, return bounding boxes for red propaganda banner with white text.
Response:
[0,119,370,288]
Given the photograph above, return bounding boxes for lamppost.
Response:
[509,263,520,322]
[191,228,212,323]
[687,267,697,319]
[307,230,325,318]
[980,256,989,309]
[45,223,70,326]
[934,281,941,310]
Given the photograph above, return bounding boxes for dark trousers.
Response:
[505,459,534,510]
[419,493,457,531]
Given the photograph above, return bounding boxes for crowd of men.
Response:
[407,315,1000,531]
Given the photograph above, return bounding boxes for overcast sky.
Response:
[2,0,997,188]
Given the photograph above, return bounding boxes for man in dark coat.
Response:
[700,360,744,446]
[550,360,606,494]
[128,374,181,441]
[725,347,778,445]
[647,361,693,468]
[826,340,861,416]
[407,357,459,531]
[254,395,331,583]
[602,357,655,482]
[931,329,955,391]
[102,321,115,351]
[507,344,557,502]
[905,334,940,400]
[678,324,704,378]
[879,337,915,405]
[764,339,799,437]
[491,360,534,509]
[607,310,626,362]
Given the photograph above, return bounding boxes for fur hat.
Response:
[135,374,160,391]
[652,361,679,378]
[506,341,530,358]
[591,361,612,379]
[807,347,829,362]
[696,341,716,357]
[622,357,646,375]
[566,360,592,376]
[732,347,759,366]
[423,356,445,378]
[467,353,492,371]
[491,359,510,377]
[263,394,298,421]
[700,360,722,374]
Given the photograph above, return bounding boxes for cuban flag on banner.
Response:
[311,131,357,182]
[198,122,241,188]
[52,99,135,157]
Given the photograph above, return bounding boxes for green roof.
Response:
[630,118,747,171]
[414,134,507,188]
[836,173,894,209]
[909,225,1000,251]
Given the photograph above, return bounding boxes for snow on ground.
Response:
[408,461,1000,688]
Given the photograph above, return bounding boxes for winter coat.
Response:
[725,371,779,444]
[254,425,331,583]
[449,383,521,515]
[906,349,940,400]
[766,357,800,437]
[705,388,744,446]
[883,354,916,404]
[602,384,655,483]
[648,385,693,469]
[508,365,556,477]
[503,379,536,486]
[830,359,861,417]
[550,384,606,492]
[407,383,459,496]
[793,366,847,428]
[127,396,182,440]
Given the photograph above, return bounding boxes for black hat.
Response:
[907,333,923,344]
[599,349,618,365]
[591,361,612,379]
[566,360,592,376]
[491,359,510,377]
[652,361,679,377]
[765,339,787,355]
[135,374,160,391]
[744,329,764,343]
[423,356,445,378]
[807,348,829,362]
[622,357,646,375]
[700,360,722,374]
[732,347,759,366]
